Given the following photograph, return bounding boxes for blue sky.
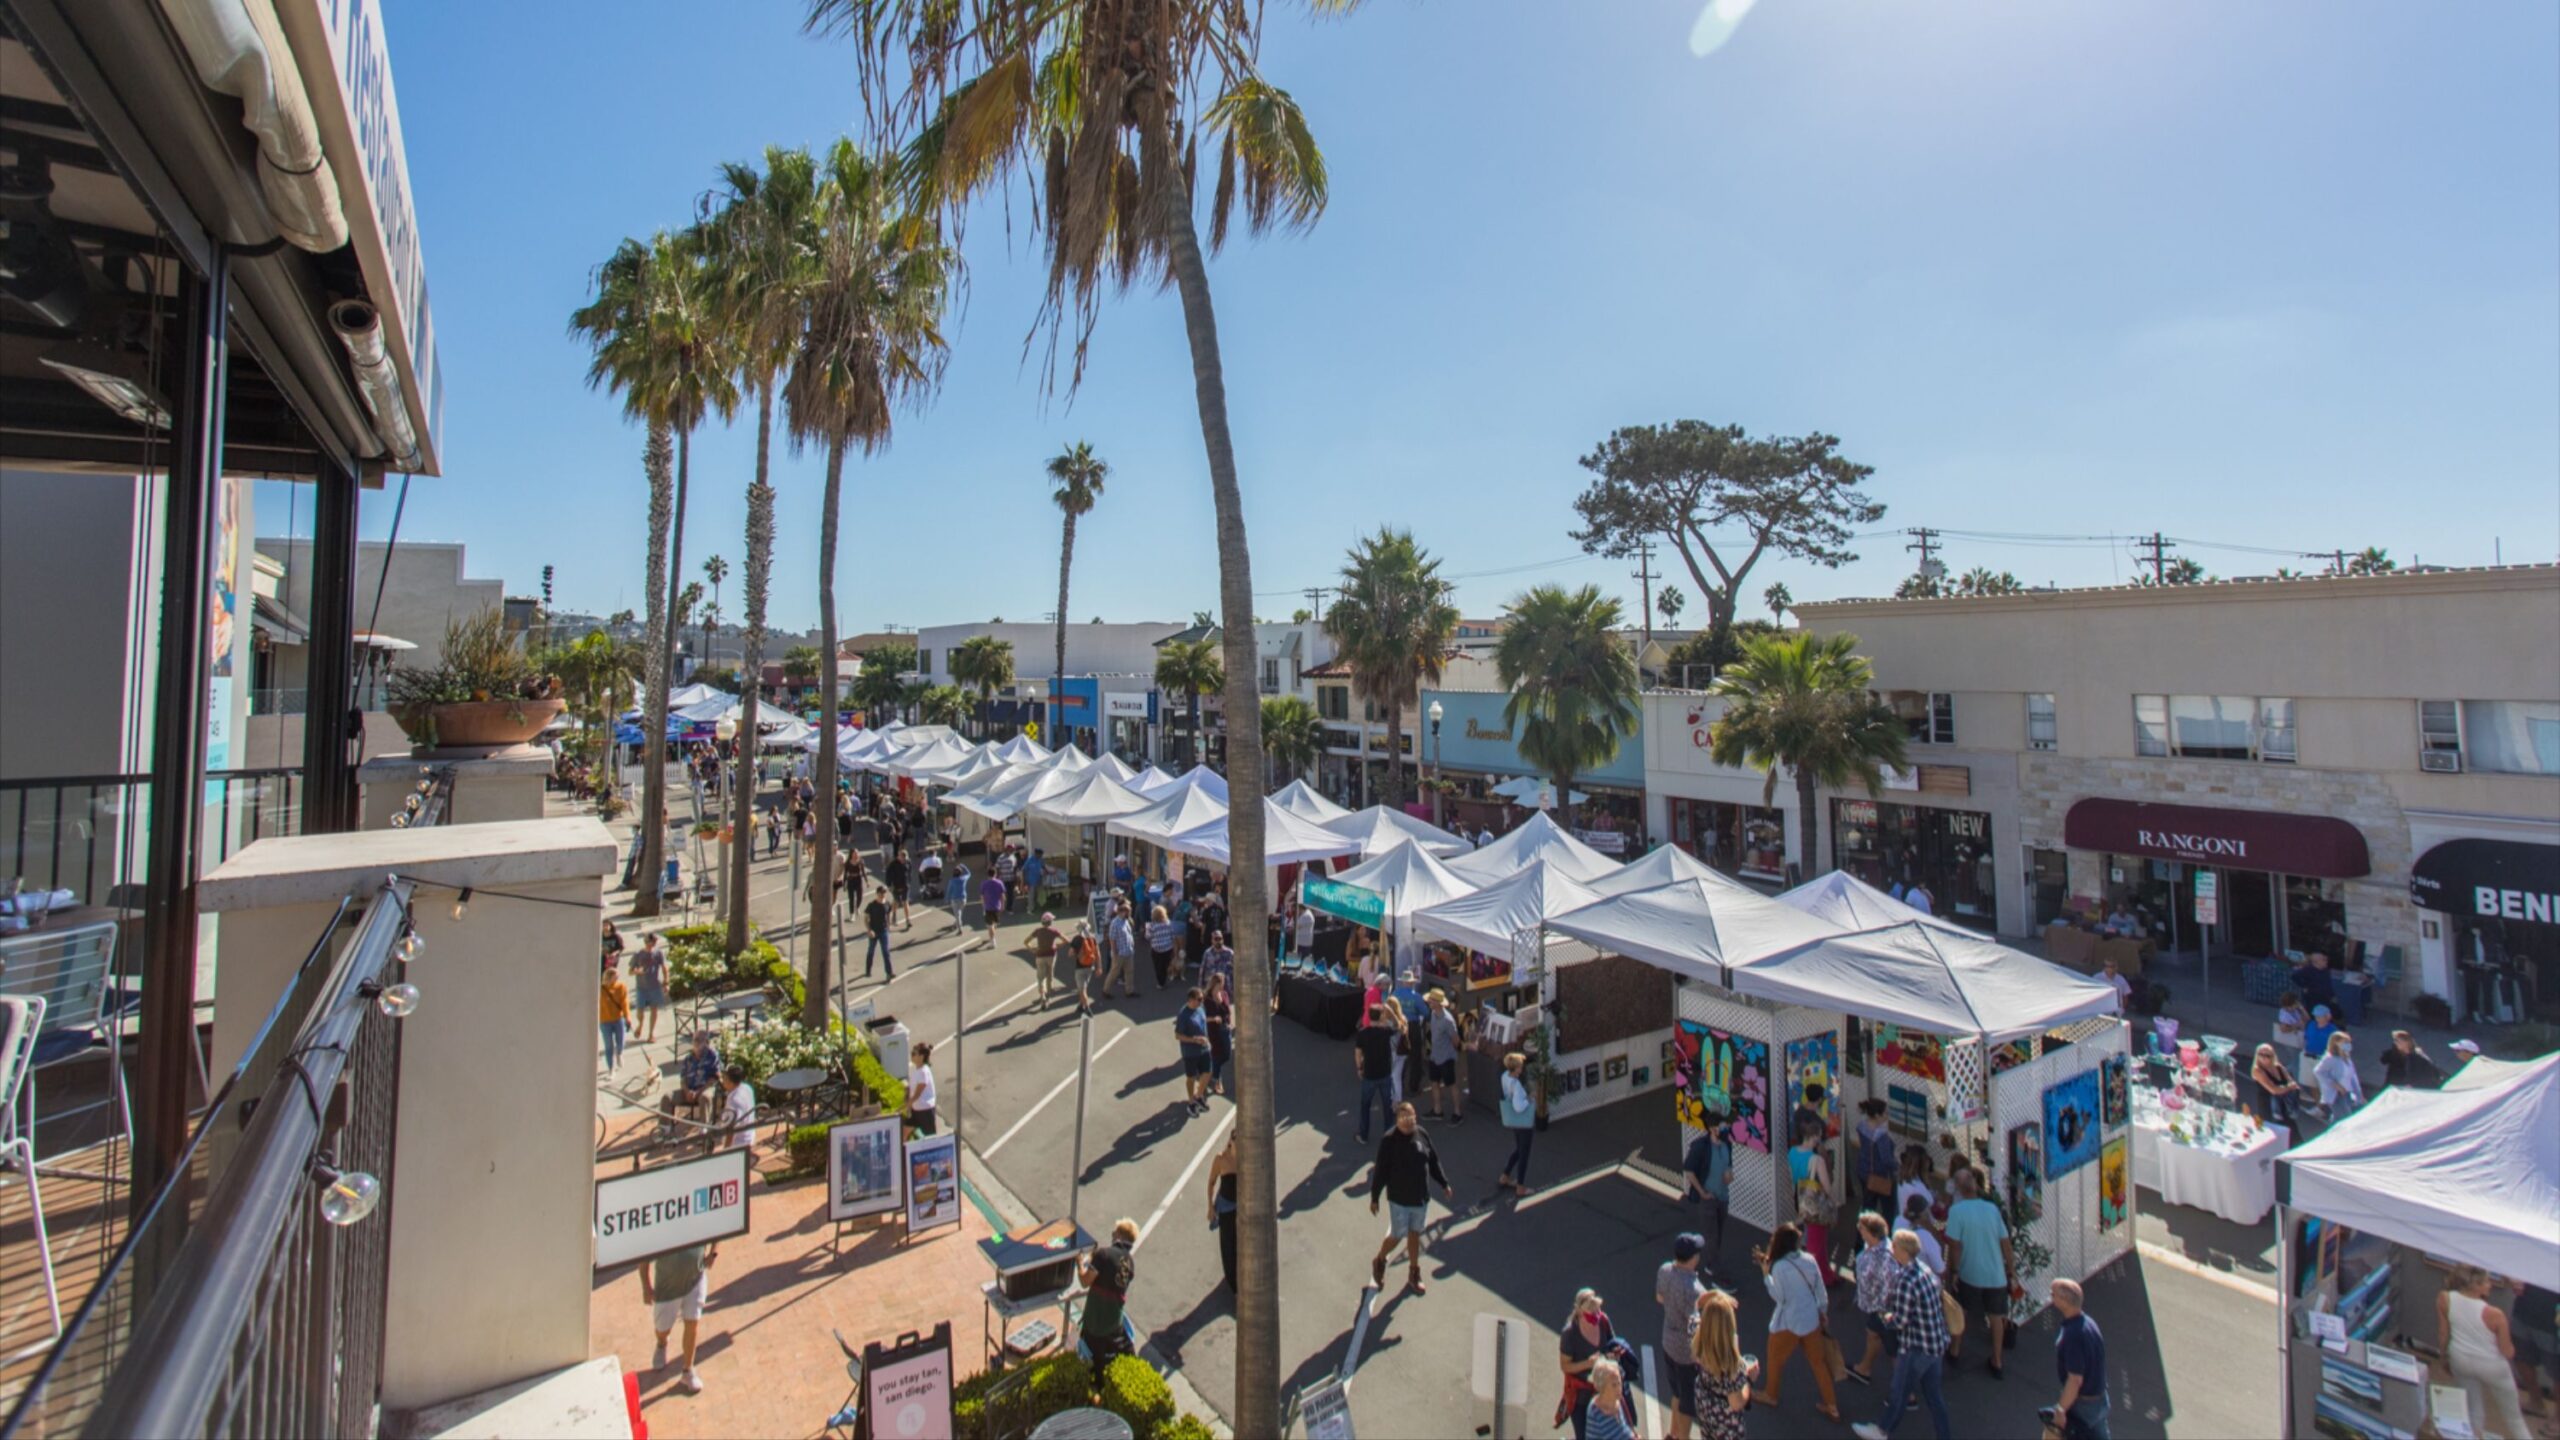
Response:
[350,0,2559,633]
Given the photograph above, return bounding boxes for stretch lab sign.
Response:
[595,1149,752,1269]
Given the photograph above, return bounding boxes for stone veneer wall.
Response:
[2019,754,2418,964]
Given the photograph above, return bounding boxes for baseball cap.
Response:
[2312,1003,2332,1017]
[1672,1233,1705,1262]
[2450,1039,2481,1055]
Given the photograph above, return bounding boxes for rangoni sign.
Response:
[2063,798,2370,879]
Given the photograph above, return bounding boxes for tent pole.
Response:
[2274,1200,2295,1439]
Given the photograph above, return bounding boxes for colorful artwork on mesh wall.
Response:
[1672,1023,1706,1131]
[2099,1133,2129,1230]
[1873,1024,1946,1083]
[1784,1033,1842,1139]
[2008,1123,2045,1223]
[1700,1027,1772,1153]
[1990,1039,2036,1075]
[2101,1055,2130,1129]
[2045,1069,2104,1179]
[1885,1084,1930,1140]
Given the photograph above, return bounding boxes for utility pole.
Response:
[1906,528,1942,589]
[2135,533,2173,585]
[1632,541,1656,651]
[1301,586,1328,624]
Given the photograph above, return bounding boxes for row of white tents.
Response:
[804,722,2120,1042]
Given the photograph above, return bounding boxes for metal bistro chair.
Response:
[1,995,62,1354]
[0,918,134,1176]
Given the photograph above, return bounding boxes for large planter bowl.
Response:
[408,698,565,751]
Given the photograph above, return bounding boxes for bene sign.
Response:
[595,1148,752,1269]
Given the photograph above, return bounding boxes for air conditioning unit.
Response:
[2420,751,2461,774]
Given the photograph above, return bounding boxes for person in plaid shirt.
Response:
[1848,1213,1898,1383]
[1853,1231,1953,1440]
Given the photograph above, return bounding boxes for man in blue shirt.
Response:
[665,1031,724,1127]
[2050,1278,2110,1440]
[1940,1169,2016,1376]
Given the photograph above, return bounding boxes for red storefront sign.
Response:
[2062,798,2370,878]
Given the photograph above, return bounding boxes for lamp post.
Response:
[1428,699,1445,829]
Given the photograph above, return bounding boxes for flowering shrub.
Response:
[719,1017,843,1087]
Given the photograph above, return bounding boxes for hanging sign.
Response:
[1302,877,1387,929]
[594,1148,751,1269]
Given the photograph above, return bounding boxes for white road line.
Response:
[1341,1288,1377,1382]
[1638,1344,1663,1438]
[983,1025,1135,1157]
[1135,1107,1237,1253]
[930,982,1038,1052]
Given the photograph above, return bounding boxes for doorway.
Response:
[2225,869,2277,958]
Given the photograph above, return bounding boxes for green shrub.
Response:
[838,1022,906,1115]
[1098,1356,1175,1435]
[785,1119,841,1173]
[1154,1416,1217,1440]
[953,1352,1090,1435]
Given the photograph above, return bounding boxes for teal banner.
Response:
[1302,876,1386,929]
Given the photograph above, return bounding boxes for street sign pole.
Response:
[1069,1008,1093,1232]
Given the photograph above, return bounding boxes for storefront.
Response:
[2408,833,2560,1025]
[1832,797,2001,932]
[1422,689,1646,848]
[1100,688,1155,768]
[2061,798,2371,963]
[1641,694,1811,888]
[1049,677,1101,756]
[1664,797,1788,884]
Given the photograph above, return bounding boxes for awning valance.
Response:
[2062,798,2370,879]
[2411,838,2560,920]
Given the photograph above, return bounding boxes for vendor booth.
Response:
[1270,778,1355,827]
[1021,768,1153,904]
[1286,840,1479,1036]
[1448,812,1621,886]
[2272,1054,2559,1440]
[1320,805,1472,860]
[1412,859,1634,1121]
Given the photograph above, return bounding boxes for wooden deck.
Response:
[0,1141,135,1438]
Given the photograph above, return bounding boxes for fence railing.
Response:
[0,769,449,1439]
[0,768,303,906]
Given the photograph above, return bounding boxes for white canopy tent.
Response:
[950,763,1086,823]
[1126,765,1179,795]
[666,682,726,708]
[1164,765,1229,803]
[1105,785,1230,847]
[989,734,1052,765]
[876,734,976,779]
[673,695,739,724]
[940,761,1033,816]
[1024,769,1154,825]
[1039,744,1095,774]
[1319,839,1478,929]
[2280,1053,2560,1290]
[1727,920,2121,1040]
[1777,870,1974,936]
[2442,1053,2536,1092]
[927,747,1012,789]
[1583,844,1748,899]
[761,717,815,748]
[1546,878,1845,987]
[1091,753,1143,785]
[1411,858,1608,962]
[1320,805,1471,859]
[1448,811,1623,886]
[1269,778,1354,826]
[1161,802,1362,869]
[1489,774,1588,807]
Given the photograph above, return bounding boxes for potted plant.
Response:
[384,608,565,752]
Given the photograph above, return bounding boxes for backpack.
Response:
[1074,934,1099,970]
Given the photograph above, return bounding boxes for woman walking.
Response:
[1789,1122,1839,1282]
[907,1042,940,1136]
[2312,1031,2365,1120]
[627,934,670,1044]
[1558,1289,1628,1440]
[1690,1289,1758,1440]
[599,963,632,1072]
[1498,1051,1538,1195]
[1203,1131,1241,1294]
[2439,1265,2529,1440]
[1146,905,1182,990]
[1203,972,1234,1098]
[1752,1223,1842,1422]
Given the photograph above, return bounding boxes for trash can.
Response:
[866,1017,911,1082]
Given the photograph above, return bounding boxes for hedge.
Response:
[953,1353,1091,1436]
[1097,1356,1175,1435]
[1153,1417,1217,1440]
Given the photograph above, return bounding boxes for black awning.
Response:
[252,593,309,643]
[2410,837,2560,922]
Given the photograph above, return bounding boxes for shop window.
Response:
[1318,687,1350,721]
[2257,698,2297,764]
[1890,690,1956,745]
[1260,658,1280,694]
[2027,693,2057,751]
[915,649,932,677]
[2418,700,2463,772]
[2462,700,2560,776]
[2134,693,2296,763]
[2134,695,2170,757]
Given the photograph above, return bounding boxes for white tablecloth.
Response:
[2129,1113,2286,1225]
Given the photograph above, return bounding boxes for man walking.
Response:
[640,1241,717,1396]
[980,867,1007,946]
[1655,1233,1710,1440]
[1354,1003,1400,1144]
[1028,911,1065,1005]
[1941,1169,2016,1377]
[1104,901,1139,1001]
[1422,989,1463,1123]
[1176,987,1214,1116]
[885,850,912,930]
[2049,1278,2110,1440]
[1852,1230,1953,1440]
[862,886,895,979]
[1367,1102,1455,1294]
[1078,1218,1141,1366]
[1682,1117,1732,1264]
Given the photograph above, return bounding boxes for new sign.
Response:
[595,1149,752,1269]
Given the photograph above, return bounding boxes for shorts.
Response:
[1659,1357,1699,1418]
[1386,1201,1430,1239]
[1183,1052,1213,1078]
[652,1274,707,1330]
[2519,1325,2560,1379]
[633,982,669,1010]
[1428,1059,1457,1086]
[1959,1281,2009,1320]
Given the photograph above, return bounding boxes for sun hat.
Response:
[1041,912,1055,924]
[2450,1039,2481,1055]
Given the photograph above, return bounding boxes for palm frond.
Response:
[1202,76,1326,247]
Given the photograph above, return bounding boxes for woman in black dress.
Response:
[1203,1131,1240,1292]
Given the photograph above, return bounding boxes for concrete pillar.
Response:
[360,746,556,829]
[200,817,615,1414]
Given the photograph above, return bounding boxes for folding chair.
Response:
[0,919,134,1178]
[1,996,61,1355]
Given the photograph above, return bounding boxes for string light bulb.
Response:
[314,1162,382,1226]
[396,929,424,962]
[375,981,421,1018]
[450,887,473,921]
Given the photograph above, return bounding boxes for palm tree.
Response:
[1260,695,1322,785]
[1154,637,1224,770]
[1323,529,1461,807]
[781,644,825,706]
[918,684,971,729]
[571,229,735,916]
[1046,442,1109,741]
[702,553,729,662]
[2344,546,2397,576]
[1491,585,1640,831]
[949,634,1015,736]
[851,640,915,726]
[1706,630,1909,882]
[704,145,821,956]
[806,2,1345,1423]
[1764,581,1792,624]
[783,139,956,1027]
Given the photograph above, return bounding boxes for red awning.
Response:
[2063,798,2371,879]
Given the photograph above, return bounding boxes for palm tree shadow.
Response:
[1079,1102,1197,1183]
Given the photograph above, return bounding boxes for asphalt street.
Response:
[687,781,2280,1439]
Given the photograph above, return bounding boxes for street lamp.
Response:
[1427,699,1445,828]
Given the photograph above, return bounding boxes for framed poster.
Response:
[1784,1033,1842,1139]
[1872,1024,1946,1083]
[1885,1083,1930,1141]
[1632,1065,1650,1088]
[2098,1133,2129,1230]
[2101,1055,2130,1130]
[861,1323,956,1440]
[1700,1028,1773,1153]
[2008,1123,2045,1223]
[905,1133,964,1234]
[2044,1070,2103,1179]
[827,1115,906,1223]
[1603,1055,1628,1081]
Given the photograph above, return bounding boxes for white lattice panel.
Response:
[1986,1020,2134,1322]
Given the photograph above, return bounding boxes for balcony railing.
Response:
[0,768,303,908]
[0,769,450,1438]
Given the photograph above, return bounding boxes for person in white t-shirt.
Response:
[2102,958,2133,1014]
[1473,827,1493,850]
[906,1042,940,1135]
[1900,1193,1945,1276]
[1293,904,1316,962]
[718,1066,757,1151]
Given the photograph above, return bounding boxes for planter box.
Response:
[406,699,567,752]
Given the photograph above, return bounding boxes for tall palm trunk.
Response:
[635,422,675,908]
[1188,692,1202,769]
[1160,170,1276,1439]
[638,426,695,916]
[726,386,776,956]
[1054,514,1075,745]
[806,437,844,1027]
[1796,764,1820,883]
[1385,705,1405,808]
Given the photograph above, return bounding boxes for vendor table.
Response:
[1275,970,1364,1040]
[2130,1111,2286,1225]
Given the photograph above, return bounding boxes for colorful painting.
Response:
[1700,1027,1773,1153]
[1990,1040,2035,1075]
[1873,1024,1946,1083]
[1784,1033,1842,1140]
[2045,1069,2103,1179]
[1467,949,1514,991]
[2099,1133,2129,1230]
[1672,1023,1706,1130]
[1632,1065,1650,1088]
[2101,1055,2130,1129]
[1603,1055,1628,1081]
[827,1116,906,1223]
[2008,1123,2045,1223]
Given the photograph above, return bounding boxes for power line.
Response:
[2135,533,2173,585]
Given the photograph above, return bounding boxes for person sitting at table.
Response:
[2245,1043,2302,1128]
[2101,906,2139,938]
[664,1030,724,1127]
